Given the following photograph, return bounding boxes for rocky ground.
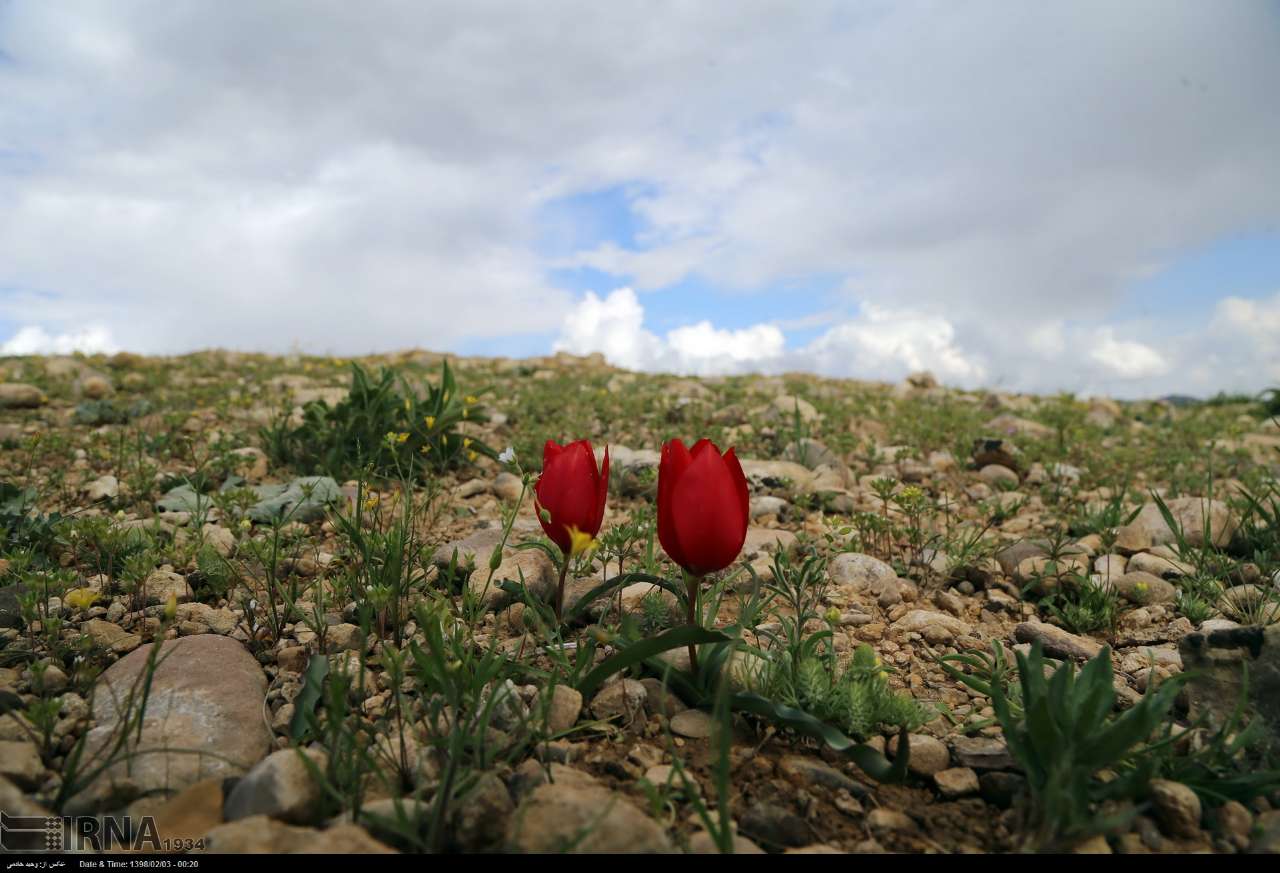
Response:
[1,350,1279,854]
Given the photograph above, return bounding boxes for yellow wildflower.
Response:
[424,415,435,429]
[467,450,478,462]
[465,395,478,405]
[65,588,100,610]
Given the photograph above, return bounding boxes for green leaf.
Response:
[729,692,910,783]
[290,653,330,742]
[577,626,729,699]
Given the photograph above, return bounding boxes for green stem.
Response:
[685,573,702,675]
[555,554,570,626]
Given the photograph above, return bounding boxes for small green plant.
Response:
[988,642,1188,851]
[262,360,495,479]
[1040,575,1118,635]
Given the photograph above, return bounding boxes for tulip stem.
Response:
[685,573,701,676]
[554,555,570,626]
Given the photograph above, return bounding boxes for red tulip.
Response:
[657,438,749,576]
[535,439,610,556]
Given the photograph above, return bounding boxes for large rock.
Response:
[78,635,271,808]
[198,816,396,853]
[1115,498,1237,553]
[1179,624,1280,744]
[224,748,326,825]
[506,780,673,853]
[0,383,46,408]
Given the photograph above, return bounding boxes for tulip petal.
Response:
[668,441,748,575]
[536,439,602,553]
[594,445,610,533]
[723,447,750,522]
[657,438,692,571]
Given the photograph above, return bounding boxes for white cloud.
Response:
[1087,328,1169,380]
[0,2,1276,395]
[1,325,118,356]
[799,305,986,385]
[555,289,987,384]
[553,288,785,375]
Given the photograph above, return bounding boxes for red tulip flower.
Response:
[657,438,749,671]
[657,438,749,576]
[535,439,609,621]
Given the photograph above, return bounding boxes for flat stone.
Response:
[505,781,672,853]
[669,709,716,739]
[934,767,980,798]
[1014,621,1104,661]
[892,609,971,637]
[198,815,396,853]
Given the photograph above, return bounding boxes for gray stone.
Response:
[224,748,326,825]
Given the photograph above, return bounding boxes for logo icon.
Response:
[0,811,63,852]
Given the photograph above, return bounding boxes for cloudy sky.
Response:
[2,1,1279,397]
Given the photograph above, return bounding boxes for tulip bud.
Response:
[533,440,610,557]
[657,438,749,576]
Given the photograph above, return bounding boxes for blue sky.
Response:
[2,1,1279,397]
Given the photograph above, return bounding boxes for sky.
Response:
[1,1,1279,398]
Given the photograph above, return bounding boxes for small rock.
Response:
[934,767,980,798]
[1148,779,1202,839]
[892,609,972,637]
[84,475,120,502]
[0,740,45,789]
[669,709,716,739]
[198,815,396,853]
[493,472,523,502]
[589,679,646,722]
[950,736,1016,770]
[544,685,583,734]
[1014,621,1103,661]
[866,808,917,833]
[979,464,1019,488]
[1114,571,1177,605]
[739,800,812,848]
[887,733,950,776]
[505,781,672,852]
[83,618,143,654]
